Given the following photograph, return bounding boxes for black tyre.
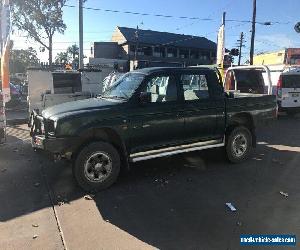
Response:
[73,141,121,192]
[226,126,252,163]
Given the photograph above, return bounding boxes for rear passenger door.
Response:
[179,70,219,142]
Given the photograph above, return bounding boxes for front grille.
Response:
[30,110,56,137]
[36,116,45,135]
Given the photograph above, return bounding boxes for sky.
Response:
[12,0,300,64]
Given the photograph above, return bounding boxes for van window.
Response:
[282,75,300,88]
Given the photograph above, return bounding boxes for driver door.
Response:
[129,72,184,153]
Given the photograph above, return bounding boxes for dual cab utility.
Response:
[30,67,277,191]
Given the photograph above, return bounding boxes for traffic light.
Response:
[230,48,239,56]
[295,22,300,33]
[224,54,234,64]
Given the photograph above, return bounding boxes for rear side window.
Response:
[180,74,209,101]
[145,74,178,103]
[282,75,300,88]
[234,69,265,94]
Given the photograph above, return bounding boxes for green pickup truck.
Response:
[30,67,277,191]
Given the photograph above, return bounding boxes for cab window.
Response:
[180,74,209,101]
[144,75,178,103]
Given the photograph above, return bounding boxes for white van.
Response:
[277,67,300,113]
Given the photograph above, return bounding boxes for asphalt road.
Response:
[0,116,299,250]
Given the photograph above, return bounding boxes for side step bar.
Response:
[130,139,225,162]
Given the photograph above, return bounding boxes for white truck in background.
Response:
[27,66,114,115]
[223,64,300,114]
[223,65,272,95]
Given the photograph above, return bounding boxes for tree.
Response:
[9,47,40,73]
[55,44,79,67]
[55,51,70,64]
[11,0,68,66]
[67,44,79,65]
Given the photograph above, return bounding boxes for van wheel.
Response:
[226,126,252,163]
[73,142,120,192]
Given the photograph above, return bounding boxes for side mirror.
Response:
[139,92,151,104]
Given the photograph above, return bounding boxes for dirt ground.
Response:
[0,116,299,250]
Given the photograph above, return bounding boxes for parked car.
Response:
[30,67,277,191]
[0,82,23,108]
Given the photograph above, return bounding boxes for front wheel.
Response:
[73,141,121,192]
[226,126,252,163]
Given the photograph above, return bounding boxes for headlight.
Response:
[47,119,57,136]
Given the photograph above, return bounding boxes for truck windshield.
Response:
[102,73,145,100]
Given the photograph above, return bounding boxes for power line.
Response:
[64,4,289,25]
[65,4,214,21]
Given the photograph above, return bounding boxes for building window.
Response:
[153,47,165,57]
[179,49,189,59]
[199,51,210,60]
[167,48,177,58]
[190,50,199,59]
[142,46,152,56]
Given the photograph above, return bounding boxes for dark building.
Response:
[90,26,217,70]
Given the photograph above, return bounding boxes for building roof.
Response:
[117,26,217,50]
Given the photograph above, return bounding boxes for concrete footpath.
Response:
[0,119,299,250]
[0,126,154,250]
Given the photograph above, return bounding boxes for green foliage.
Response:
[55,44,79,65]
[55,51,70,64]
[9,47,40,73]
[11,0,68,65]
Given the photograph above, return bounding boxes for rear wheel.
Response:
[73,141,120,192]
[226,126,252,163]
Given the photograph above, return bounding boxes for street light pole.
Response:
[79,0,84,69]
[249,0,256,65]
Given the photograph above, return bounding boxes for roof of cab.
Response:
[133,67,214,75]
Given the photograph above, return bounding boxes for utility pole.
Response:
[134,25,139,69]
[216,12,226,67]
[79,0,84,69]
[222,12,226,27]
[237,32,245,65]
[249,0,256,65]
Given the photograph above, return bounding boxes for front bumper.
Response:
[32,135,78,159]
[277,101,300,112]
[30,110,77,159]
